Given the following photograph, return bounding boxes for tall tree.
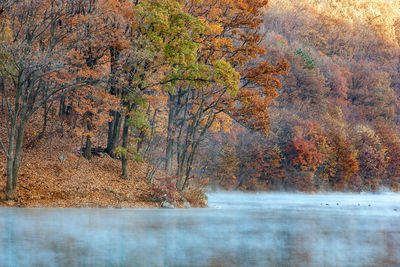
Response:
[0,0,100,199]
[163,0,289,191]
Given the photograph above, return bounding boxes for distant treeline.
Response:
[198,0,400,192]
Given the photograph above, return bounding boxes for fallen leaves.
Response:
[0,132,159,208]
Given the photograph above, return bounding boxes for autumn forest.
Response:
[0,0,400,207]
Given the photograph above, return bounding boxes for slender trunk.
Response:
[181,149,196,191]
[121,115,130,180]
[165,95,175,171]
[137,105,151,153]
[49,132,53,159]
[143,109,158,159]
[176,115,196,189]
[76,135,84,169]
[180,135,203,191]
[40,103,48,138]
[176,102,217,191]
[0,76,4,114]
[39,81,49,138]
[84,119,92,159]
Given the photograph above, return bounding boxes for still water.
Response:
[0,193,400,267]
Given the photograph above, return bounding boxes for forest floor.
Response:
[0,112,201,208]
[0,152,159,208]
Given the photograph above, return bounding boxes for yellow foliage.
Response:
[268,0,400,46]
[209,113,234,133]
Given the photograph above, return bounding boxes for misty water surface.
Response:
[0,193,400,266]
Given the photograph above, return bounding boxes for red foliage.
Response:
[286,136,324,172]
[328,64,351,105]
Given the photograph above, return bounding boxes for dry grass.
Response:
[182,188,208,208]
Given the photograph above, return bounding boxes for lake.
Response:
[0,193,399,266]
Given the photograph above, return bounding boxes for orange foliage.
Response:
[286,137,324,172]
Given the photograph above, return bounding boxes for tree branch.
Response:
[28,80,93,118]
[139,77,214,92]
[0,138,8,156]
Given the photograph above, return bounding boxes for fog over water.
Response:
[1,193,400,266]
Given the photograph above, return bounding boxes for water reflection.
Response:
[0,193,399,266]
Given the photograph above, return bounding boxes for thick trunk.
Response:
[84,135,92,160]
[6,121,26,200]
[59,96,66,117]
[109,46,120,95]
[106,111,121,156]
[12,122,25,184]
[121,115,130,180]
[165,138,174,171]
[6,157,15,199]
[5,95,17,199]
[106,45,121,157]
[136,129,145,153]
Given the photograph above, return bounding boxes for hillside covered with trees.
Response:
[200,0,400,192]
[1,0,399,208]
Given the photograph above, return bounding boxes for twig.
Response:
[19,184,31,191]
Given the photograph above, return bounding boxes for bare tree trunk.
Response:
[84,135,92,160]
[40,103,49,139]
[174,91,218,191]
[121,115,130,180]
[165,95,176,171]
[143,109,158,159]
[76,135,84,169]
[165,137,174,172]
[136,104,152,153]
[59,96,66,117]
[137,130,145,153]
[84,119,93,159]
[0,77,4,114]
[6,121,26,200]
[105,44,122,157]
[106,111,121,156]
[5,158,15,199]
[5,80,22,200]
[39,82,49,139]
